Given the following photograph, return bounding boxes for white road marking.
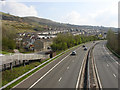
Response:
[107,64,109,67]
[93,49,103,89]
[58,77,62,82]
[67,67,69,70]
[113,74,116,78]
[28,53,70,89]
[76,52,88,89]
[103,45,120,65]
[28,46,82,89]
[116,62,118,64]
[13,51,67,88]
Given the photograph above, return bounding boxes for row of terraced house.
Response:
[15,28,106,52]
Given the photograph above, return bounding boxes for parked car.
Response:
[71,51,76,55]
[84,47,87,51]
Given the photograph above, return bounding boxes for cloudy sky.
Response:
[0,0,119,27]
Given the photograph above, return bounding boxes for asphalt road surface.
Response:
[93,41,119,88]
[13,42,95,89]
[13,41,119,89]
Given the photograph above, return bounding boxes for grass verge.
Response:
[3,43,81,89]
[0,51,11,55]
[106,44,120,58]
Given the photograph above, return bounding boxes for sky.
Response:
[0,0,119,27]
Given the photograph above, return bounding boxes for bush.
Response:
[2,37,16,51]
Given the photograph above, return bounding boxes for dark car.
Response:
[47,46,51,49]
[82,45,85,47]
[71,51,76,55]
[84,47,87,51]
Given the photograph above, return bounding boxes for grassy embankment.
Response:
[2,43,80,89]
[2,33,99,89]
[106,29,120,58]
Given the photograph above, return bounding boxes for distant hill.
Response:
[1,12,67,27]
[0,12,117,33]
[25,17,57,25]
[1,12,51,33]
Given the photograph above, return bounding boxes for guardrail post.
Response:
[19,60,21,65]
[39,59,41,63]
[15,61,16,66]
[4,64,6,70]
[28,60,30,65]
[23,60,25,66]
[10,63,13,70]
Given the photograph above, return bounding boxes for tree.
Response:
[51,33,98,52]
[2,25,16,51]
[107,29,119,55]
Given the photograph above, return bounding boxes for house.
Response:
[33,39,53,52]
[33,40,43,51]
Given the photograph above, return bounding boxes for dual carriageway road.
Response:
[12,41,119,89]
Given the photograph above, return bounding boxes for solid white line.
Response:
[28,53,70,89]
[75,43,94,89]
[116,62,118,64]
[6,44,83,89]
[103,45,120,65]
[28,47,82,89]
[13,52,63,88]
[93,50,103,89]
[58,77,62,82]
[13,55,61,88]
[75,51,87,89]
[67,66,69,70]
[113,74,116,78]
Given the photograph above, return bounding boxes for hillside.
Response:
[1,12,117,52]
[24,17,59,26]
[1,12,69,33]
[1,12,117,34]
[1,12,50,33]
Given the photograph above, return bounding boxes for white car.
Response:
[0,54,4,56]
[71,51,76,55]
